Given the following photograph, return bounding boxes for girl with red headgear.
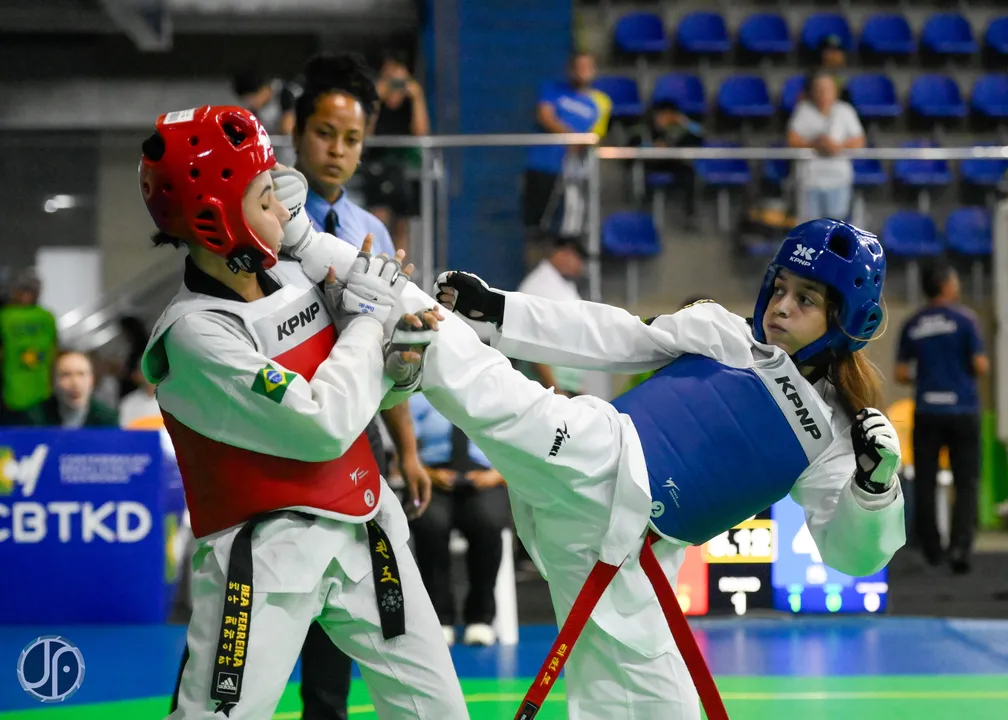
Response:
[138,105,466,719]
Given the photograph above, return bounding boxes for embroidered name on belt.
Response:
[210,517,260,716]
[207,514,404,716]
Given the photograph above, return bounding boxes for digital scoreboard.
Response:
[770,495,889,614]
[674,499,888,616]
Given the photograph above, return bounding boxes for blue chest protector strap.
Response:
[611,354,834,545]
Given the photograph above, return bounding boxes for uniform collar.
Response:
[183,255,281,302]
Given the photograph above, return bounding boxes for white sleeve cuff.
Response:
[849,474,901,512]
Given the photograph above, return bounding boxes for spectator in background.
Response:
[629,100,704,231]
[119,358,177,463]
[408,393,510,647]
[787,72,864,222]
[516,237,588,396]
[117,316,150,398]
[896,261,988,574]
[819,35,847,73]
[796,35,849,106]
[363,53,431,254]
[0,268,58,424]
[233,70,296,164]
[288,51,431,720]
[18,350,118,428]
[119,359,162,429]
[293,54,397,258]
[523,52,608,264]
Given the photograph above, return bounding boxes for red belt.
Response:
[514,531,729,720]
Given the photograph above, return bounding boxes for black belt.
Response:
[209,511,406,716]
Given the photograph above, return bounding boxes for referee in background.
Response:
[895,259,989,574]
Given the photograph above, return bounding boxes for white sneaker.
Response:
[462,623,496,646]
[442,625,456,646]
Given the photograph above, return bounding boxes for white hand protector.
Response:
[271,167,313,255]
[383,311,440,392]
[433,271,505,344]
[340,251,409,327]
[851,408,902,494]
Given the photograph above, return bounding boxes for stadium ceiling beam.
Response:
[98,0,173,52]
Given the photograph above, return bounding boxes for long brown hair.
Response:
[825,297,885,418]
[829,351,884,418]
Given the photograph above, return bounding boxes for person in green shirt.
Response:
[0,269,58,417]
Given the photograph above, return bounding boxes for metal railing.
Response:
[55,135,1008,349]
[586,144,1008,303]
[274,132,598,295]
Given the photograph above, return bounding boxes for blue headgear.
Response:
[752,219,886,364]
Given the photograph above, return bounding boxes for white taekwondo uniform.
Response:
[291,233,905,720]
[143,256,467,720]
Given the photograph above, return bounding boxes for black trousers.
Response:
[523,169,560,231]
[912,411,981,559]
[411,484,512,626]
[296,417,387,718]
[300,622,352,720]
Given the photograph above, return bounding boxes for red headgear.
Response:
[139,105,278,271]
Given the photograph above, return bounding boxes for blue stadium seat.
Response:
[593,76,644,119]
[986,17,1008,57]
[614,12,671,55]
[945,207,992,257]
[738,13,792,56]
[717,76,774,118]
[696,141,751,186]
[971,75,1008,119]
[846,74,902,118]
[882,212,944,258]
[894,141,952,186]
[645,172,675,189]
[780,75,807,115]
[762,144,790,185]
[908,75,967,119]
[652,73,706,116]
[961,149,1008,187]
[676,12,732,55]
[853,158,888,187]
[860,14,915,57]
[800,14,854,53]
[601,211,661,257]
[921,13,978,57]
[763,159,790,185]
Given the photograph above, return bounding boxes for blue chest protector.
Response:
[610,354,832,545]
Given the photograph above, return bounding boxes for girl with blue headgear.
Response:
[275,166,904,720]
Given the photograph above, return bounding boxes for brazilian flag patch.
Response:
[251,365,296,404]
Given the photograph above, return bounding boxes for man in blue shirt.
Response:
[523,52,604,258]
[896,260,989,574]
[303,180,396,256]
[407,393,510,647]
[290,52,429,720]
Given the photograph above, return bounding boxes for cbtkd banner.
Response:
[0,429,186,624]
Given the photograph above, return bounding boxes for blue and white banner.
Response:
[0,429,185,624]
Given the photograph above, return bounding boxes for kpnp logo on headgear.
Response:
[790,244,816,266]
[17,635,85,703]
[0,445,48,498]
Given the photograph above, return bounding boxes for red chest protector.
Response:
[155,263,382,538]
